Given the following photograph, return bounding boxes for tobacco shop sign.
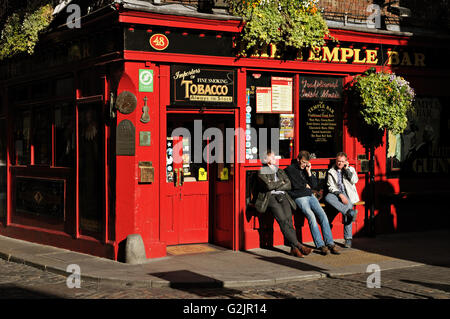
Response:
[171,65,237,106]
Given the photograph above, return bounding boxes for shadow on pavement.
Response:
[148,270,226,289]
[0,284,61,299]
[350,230,450,268]
[401,279,450,293]
[148,270,244,298]
[244,250,327,273]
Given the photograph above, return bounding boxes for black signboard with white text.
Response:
[171,65,237,107]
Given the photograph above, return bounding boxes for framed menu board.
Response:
[271,77,293,112]
[255,76,293,113]
[256,87,272,113]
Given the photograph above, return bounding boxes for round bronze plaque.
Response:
[116,91,137,114]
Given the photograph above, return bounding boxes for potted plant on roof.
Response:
[226,0,332,58]
[347,67,416,236]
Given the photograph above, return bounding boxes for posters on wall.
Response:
[256,76,293,113]
[280,114,295,140]
[256,87,272,113]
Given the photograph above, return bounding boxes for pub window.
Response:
[32,106,52,165]
[14,109,31,165]
[246,72,295,160]
[55,103,75,167]
[78,103,103,234]
[13,103,75,168]
[387,97,449,177]
[78,69,105,98]
[55,76,74,98]
[0,118,6,220]
[298,75,343,158]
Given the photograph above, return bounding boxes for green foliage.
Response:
[0,3,54,60]
[351,68,416,134]
[226,0,332,56]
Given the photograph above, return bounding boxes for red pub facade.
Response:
[1,1,449,260]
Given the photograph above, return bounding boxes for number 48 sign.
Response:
[150,34,169,51]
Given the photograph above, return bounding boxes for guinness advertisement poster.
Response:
[171,65,237,107]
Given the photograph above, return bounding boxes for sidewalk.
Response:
[0,230,449,288]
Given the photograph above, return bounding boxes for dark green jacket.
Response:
[254,165,297,213]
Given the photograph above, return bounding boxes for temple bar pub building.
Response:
[0,0,449,260]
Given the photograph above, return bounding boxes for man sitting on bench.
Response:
[285,151,340,256]
[324,152,359,248]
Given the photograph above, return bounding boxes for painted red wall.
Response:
[114,61,165,259]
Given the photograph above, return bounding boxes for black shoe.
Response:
[328,245,340,255]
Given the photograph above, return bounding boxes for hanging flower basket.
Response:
[226,0,332,57]
[349,68,416,135]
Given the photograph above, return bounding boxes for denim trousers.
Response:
[267,194,300,249]
[295,195,334,248]
[324,193,355,240]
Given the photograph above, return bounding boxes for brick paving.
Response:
[1,258,449,299]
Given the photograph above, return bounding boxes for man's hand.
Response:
[305,162,312,176]
[339,193,348,205]
[306,184,311,189]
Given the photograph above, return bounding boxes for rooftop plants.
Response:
[226,0,332,57]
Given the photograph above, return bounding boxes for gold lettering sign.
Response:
[251,44,425,67]
[171,66,236,106]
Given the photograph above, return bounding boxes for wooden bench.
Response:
[320,200,365,224]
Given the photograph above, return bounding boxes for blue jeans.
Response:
[295,195,334,248]
[324,193,355,240]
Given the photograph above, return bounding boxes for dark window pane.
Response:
[0,119,6,219]
[79,104,103,233]
[14,110,31,165]
[55,77,74,97]
[55,103,75,167]
[33,107,52,165]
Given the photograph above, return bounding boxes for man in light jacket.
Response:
[324,152,360,248]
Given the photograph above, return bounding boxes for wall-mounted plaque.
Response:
[116,91,137,114]
[117,120,135,156]
[139,131,151,146]
[139,161,154,183]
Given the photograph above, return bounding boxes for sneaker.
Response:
[344,239,352,248]
[328,244,340,255]
[317,246,329,255]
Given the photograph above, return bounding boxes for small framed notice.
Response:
[256,87,272,113]
[271,77,293,113]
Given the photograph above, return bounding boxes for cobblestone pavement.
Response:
[0,259,449,299]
